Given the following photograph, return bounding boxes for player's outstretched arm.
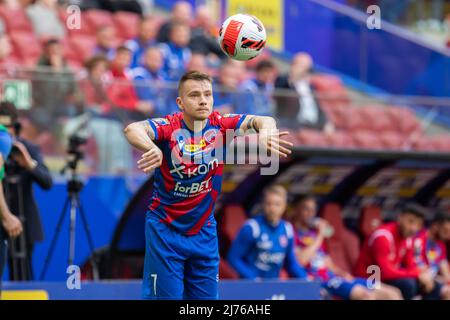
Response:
[124,120,163,173]
[239,115,293,158]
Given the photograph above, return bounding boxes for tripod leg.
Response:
[39,196,71,281]
[76,195,99,281]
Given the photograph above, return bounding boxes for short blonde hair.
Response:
[263,184,288,201]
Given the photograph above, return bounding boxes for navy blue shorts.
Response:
[323,277,371,300]
[142,212,220,300]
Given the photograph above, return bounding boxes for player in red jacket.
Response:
[413,212,450,299]
[355,202,442,299]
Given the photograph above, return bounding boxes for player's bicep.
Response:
[146,118,172,142]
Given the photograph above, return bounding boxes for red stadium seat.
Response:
[221,204,248,245]
[359,105,396,132]
[0,5,33,32]
[411,136,433,151]
[329,106,366,131]
[325,131,355,149]
[61,38,80,63]
[385,107,422,135]
[320,203,360,273]
[429,135,450,152]
[9,31,42,65]
[342,229,360,270]
[219,258,239,279]
[379,131,407,150]
[69,35,97,63]
[114,11,140,40]
[84,9,115,30]
[297,129,328,148]
[310,74,350,108]
[358,206,382,239]
[279,268,290,280]
[352,130,384,149]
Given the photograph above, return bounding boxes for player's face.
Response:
[398,213,423,238]
[438,221,450,242]
[263,193,287,225]
[295,199,317,226]
[177,80,213,120]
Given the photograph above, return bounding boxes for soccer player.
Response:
[293,195,401,300]
[124,71,293,299]
[227,185,308,280]
[413,212,450,299]
[354,202,441,300]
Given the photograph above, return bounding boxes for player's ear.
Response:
[176,97,184,111]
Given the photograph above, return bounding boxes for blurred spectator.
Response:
[78,55,111,114]
[106,46,151,119]
[156,0,193,43]
[227,185,309,280]
[32,39,78,125]
[292,194,402,300]
[227,59,247,82]
[158,22,191,81]
[93,25,118,61]
[26,0,65,39]
[189,5,225,59]
[132,46,167,117]
[213,60,240,114]
[125,16,158,69]
[413,212,450,298]
[237,59,276,116]
[186,53,209,74]
[0,33,19,74]
[275,53,333,132]
[354,202,446,300]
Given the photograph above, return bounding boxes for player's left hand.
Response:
[259,130,293,158]
[137,147,163,173]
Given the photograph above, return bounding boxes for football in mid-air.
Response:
[218,14,267,61]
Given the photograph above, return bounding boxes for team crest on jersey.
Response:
[152,118,169,126]
[427,247,440,262]
[204,129,219,144]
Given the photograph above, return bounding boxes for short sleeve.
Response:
[0,129,12,180]
[0,129,12,160]
[218,113,247,130]
[147,117,173,143]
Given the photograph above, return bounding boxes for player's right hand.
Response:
[137,147,163,173]
[418,269,435,293]
[2,212,23,238]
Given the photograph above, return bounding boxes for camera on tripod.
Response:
[66,134,87,170]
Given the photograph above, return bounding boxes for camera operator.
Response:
[0,120,22,293]
[0,102,53,281]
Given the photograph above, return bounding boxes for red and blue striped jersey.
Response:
[147,111,247,235]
